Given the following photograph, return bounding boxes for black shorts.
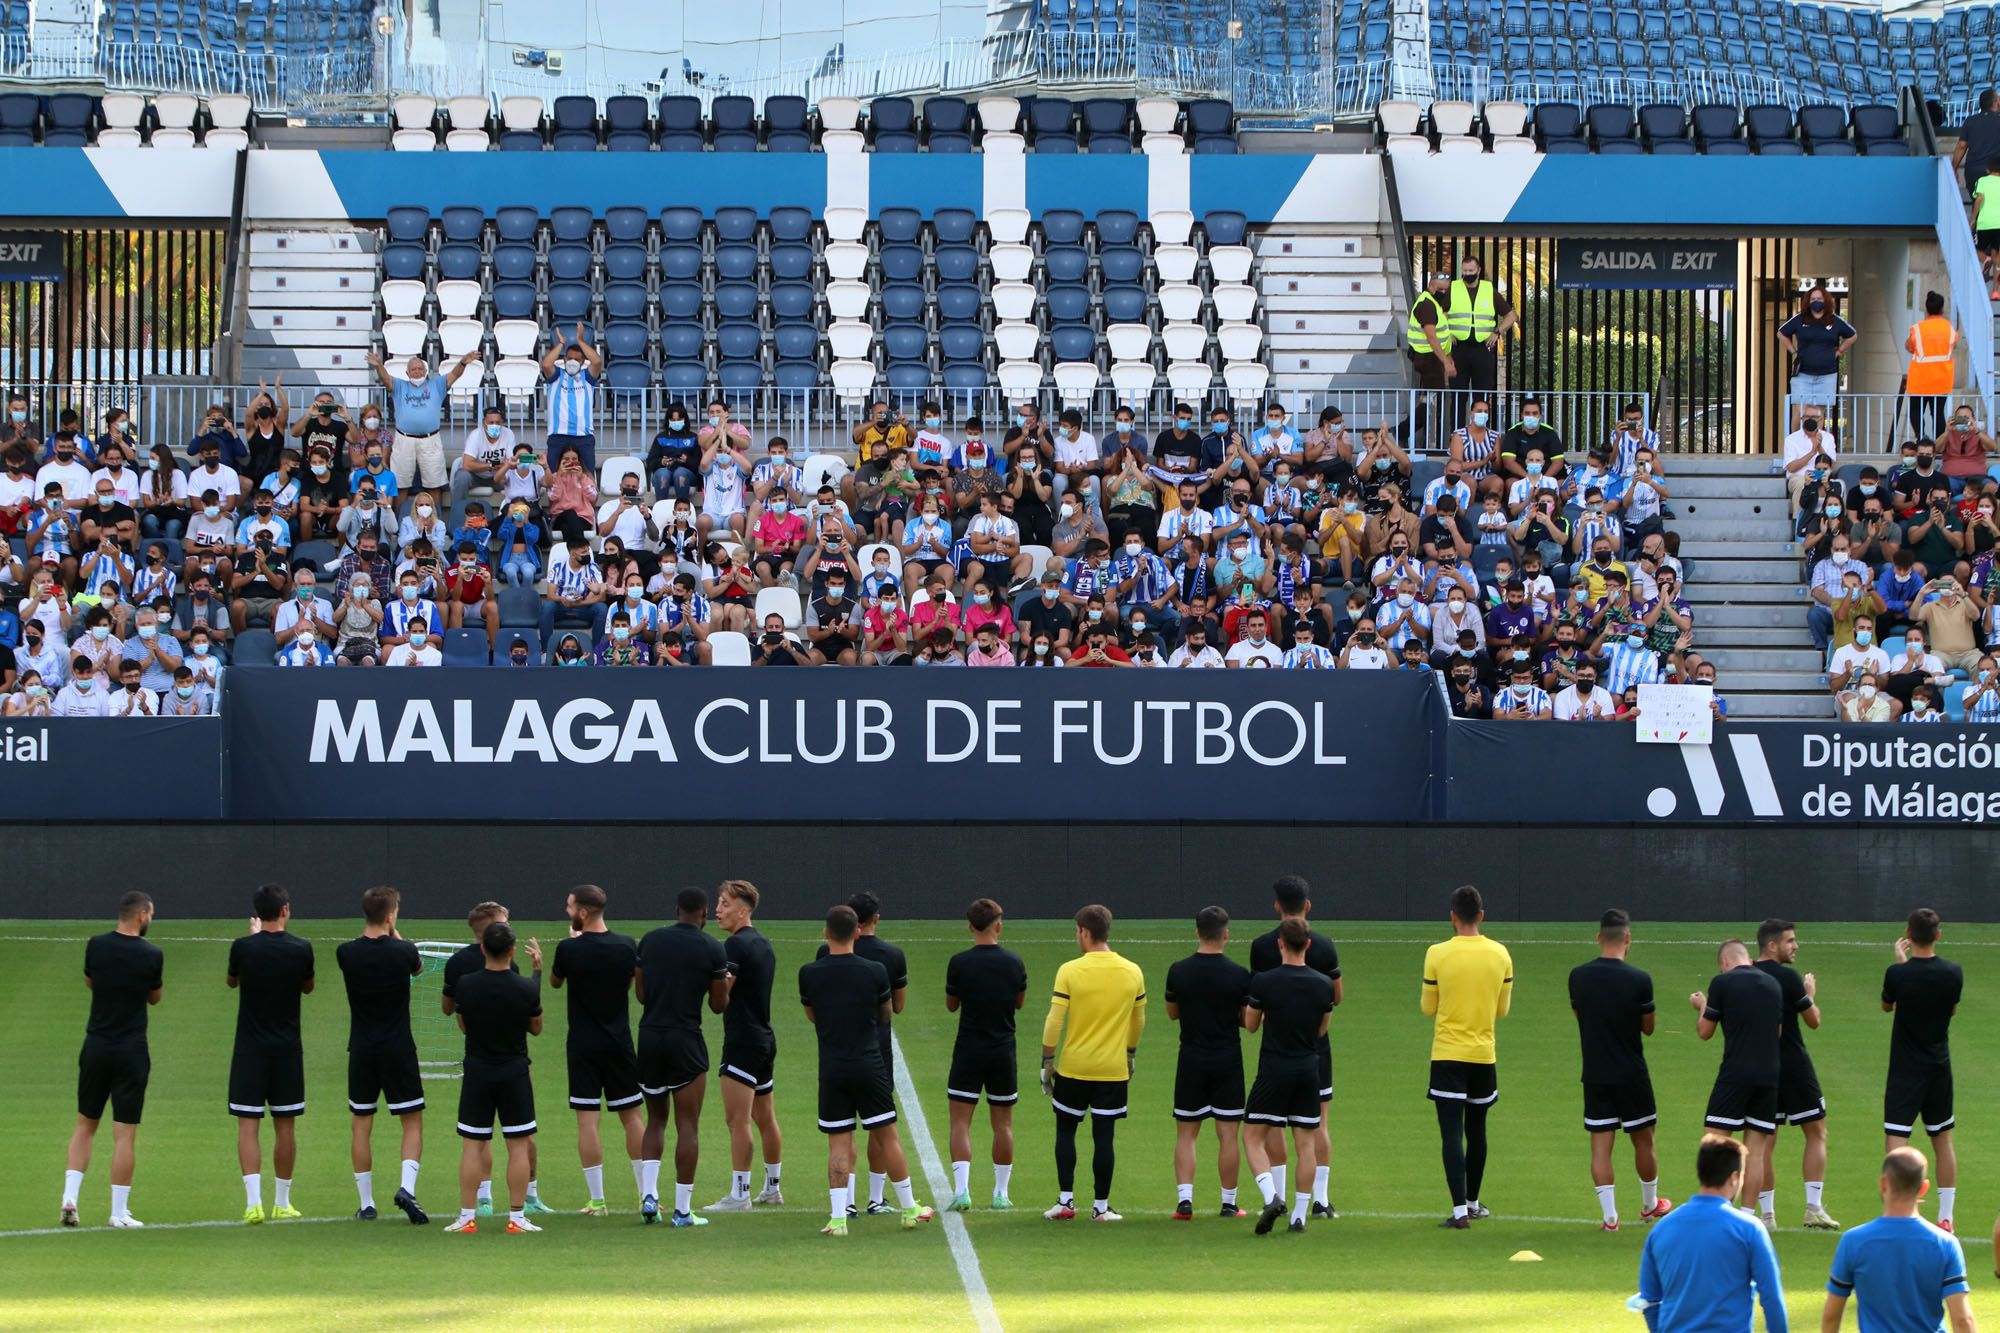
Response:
[1777,1064,1827,1126]
[1980,228,2000,252]
[347,1046,425,1116]
[636,1028,708,1096]
[456,1070,537,1140]
[568,1036,643,1111]
[78,1040,149,1124]
[818,1063,896,1135]
[1051,1073,1129,1121]
[720,1038,776,1095]
[1172,1053,1245,1122]
[1427,1059,1497,1107]
[1582,1079,1658,1134]
[1884,1063,1955,1136]
[228,1046,307,1119]
[947,1045,1019,1106]
[1246,1063,1322,1128]
[1705,1080,1778,1134]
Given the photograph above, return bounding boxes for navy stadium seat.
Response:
[935,285,981,324]
[657,95,702,151]
[714,207,757,243]
[880,284,926,323]
[1203,210,1247,246]
[879,244,924,283]
[658,283,702,320]
[495,206,538,243]
[1051,326,1097,361]
[1046,285,1091,325]
[768,243,812,281]
[380,244,426,281]
[1102,286,1147,324]
[660,206,702,242]
[764,95,809,152]
[545,243,592,281]
[933,208,976,245]
[604,206,648,243]
[711,95,757,151]
[491,283,537,320]
[773,323,818,361]
[1096,209,1139,248]
[871,97,918,152]
[713,243,758,282]
[768,282,814,321]
[1042,209,1085,246]
[659,244,702,281]
[603,283,647,321]
[603,323,649,360]
[602,245,648,282]
[440,206,484,243]
[550,207,593,244]
[546,283,592,322]
[769,206,813,243]
[385,206,429,243]
[712,282,758,322]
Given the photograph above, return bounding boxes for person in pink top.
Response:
[966,620,1015,666]
[908,575,961,644]
[749,485,807,587]
[861,588,910,664]
[961,579,1016,641]
[544,443,598,544]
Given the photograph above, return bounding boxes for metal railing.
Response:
[1936,156,1996,418]
[1782,391,1995,455]
[1421,61,1788,111]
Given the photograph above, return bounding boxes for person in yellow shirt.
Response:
[1317,487,1368,584]
[1040,904,1146,1222]
[1422,884,1513,1229]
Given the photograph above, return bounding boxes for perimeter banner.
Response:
[222,669,1442,822]
[0,717,223,817]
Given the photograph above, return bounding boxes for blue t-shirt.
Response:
[1779,314,1856,377]
[1827,1215,1968,1333]
[391,374,447,437]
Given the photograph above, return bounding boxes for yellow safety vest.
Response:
[1446,278,1498,339]
[1407,293,1454,356]
[1907,316,1957,396]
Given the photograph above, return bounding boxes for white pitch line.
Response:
[0,1214,349,1239]
[890,1032,1003,1333]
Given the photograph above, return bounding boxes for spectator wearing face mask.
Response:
[1446,659,1490,718]
[1363,482,1419,564]
[494,500,543,587]
[1902,685,1946,723]
[1902,483,1967,584]
[1495,396,1565,485]
[161,664,208,716]
[1448,399,1505,502]
[1222,609,1280,667]
[1962,655,2000,721]
[908,399,954,477]
[1281,619,1335,669]
[592,611,650,667]
[444,543,499,644]
[337,475,402,557]
[852,400,911,457]
[645,405,701,501]
[804,570,862,664]
[1824,568,1884,656]
[1602,621,1663,697]
[1005,428,1056,549]
[384,616,441,667]
[597,472,660,558]
[911,625,965,667]
[1778,286,1857,431]
[1936,404,1997,493]
[1494,663,1551,719]
[1552,664,1612,720]
[295,446,343,544]
[1915,578,1983,672]
[536,324,603,476]
[1782,419,1840,516]
[366,349,478,498]
[1882,627,1951,710]
[1807,536,1868,652]
[1338,617,1388,670]
[453,408,516,508]
[551,632,589,667]
[51,654,109,712]
[967,623,1014,667]
[1354,424,1412,515]
[1827,610,1890,695]
[287,391,350,486]
[1316,485,1368,585]
[276,625,335,666]
[1050,408,1104,508]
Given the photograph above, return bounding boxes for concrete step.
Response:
[1695,603,1812,628]
[1669,517,1797,542]
[1727,692,1833,719]
[1254,234,1382,261]
[1684,581,1809,603]
[1700,646,1827,672]
[1694,626,1819,647]
[1678,540,1799,560]
[1719,670,1830,692]
[1260,273,1394,299]
[1665,474,1784,498]
[1670,496,1791,521]
[1689,558,1810,584]
[1655,453,1785,476]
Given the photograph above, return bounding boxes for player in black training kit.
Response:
[335,885,429,1224]
[635,886,731,1227]
[550,884,643,1217]
[1882,908,1965,1234]
[799,904,933,1236]
[1691,938,1783,1218]
[707,879,786,1212]
[445,920,545,1235]
[1165,905,1252,1220]
[1243,918,1334,1236]
[62,891,162,1228]
[944,897,1028,1212]
[227,883,316,1225]
[1752,917,1836,1231]
[441,901,548,1216]
[815,891,910,1217]
[1567,909,1669,1232]
[1247,875,1342,1217]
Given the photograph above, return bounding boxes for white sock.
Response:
[732,1170,752,1200]
[1641,1177,1658,1210]
[1058,1189,1074,1206]
[509,1207,526,1224]
[526,1178,541,1200]
[952,1161,972,1195]
[640,1160,661,1198]
[1176,1181,1194,1204]
[847,1172,856,1202]
[1468,1198,1481,1212]
[456,1207,475,1224]
[830,1185,849,1219]
[1313,1165,1331,1208]
[1093,1197,1109,1214]
[631,1161,647,1199]
[243,1174,262,1209]
[1595,1184,1617,1223]
[1758,1189,1775,1218]
[1805,1181,1824,1210]
[674,1182,693,1216]
[868,1172,887,1206]
[273,1178,291,1210]
[582,1165,604,1200]
[893,1177,916,1210]
[110,1184,130,1220]
[1271,1164,1287,1200]
[993,1164,1012,1196]
[477,1179,493,1202]
[62,1169,83,1205]
[1221,1186,1237,1206]
[354,1171,375,1210]
[1940,1186,1957,1223]
[1453,1202,1468,1219]
[1291,1192,1310,1223]
[400,1159,420,1195]
[1255,1171,1277,1205]
[764,1163,782,1187]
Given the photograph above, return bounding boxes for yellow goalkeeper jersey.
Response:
[1043,950,1147,1081]
[1421,933,1514,1064]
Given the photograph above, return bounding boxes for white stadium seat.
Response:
[1431,100,1477,137]
[1167,360,1214,396]
[1054,361,1101,402]
[830,360,875,398]
[1208,245,1253,284]
[150,127,196,148]
[493,320,538,358]
[392,129,436,152]
[435,280,480,320]
[493,357,540,397]
[1485,100,1530,137]
[382,318,427,358]
[707,631,751,666]
[994,321,1039,362]
[447,96,489,132]
[1018,543,1056,577]
[499,96,543,132]
[598,455,645,492]
[202,128,249,151]
[825,280,869,321]
[988,243,1032,283]
[101,93,145,129]
[1224,361,1270,398]
[991,282,1035,323]
[1162,322,1208,362]
[380,280,424,319]
[1158,283,1201,323]
[1438,135,1483,154]
[392,95,436,130]
[827,321,873,361]
[438,318,483,359]
[984,208,1029,245]
[1110,360,1158,394]
[977,95,1020,133]
[1217,323,1263,360]
[801,453,850,496]
[1386,134,1431,156]
[445,129,489,152]
[980,131,1025,154]
[1212,284,1257,322]
[1106,324,1152,361]
[823,241,868,281]
[997,360,1043,397]
[153,93,197,128]
[755,586,803,629]
[208,94,252,129]
[1135,96,1180,135]
[1141,134,1186,157]
[821,129,864,154]
[449,362,484,401]
[1149,209,1193,247]
[823,206,867,242]
[1492,136,1539,154]
[1153,243,1197,284]
[96,128,141,148]
[818,97,862,132]
[858,543,899,578]
[1378,99,1423,135]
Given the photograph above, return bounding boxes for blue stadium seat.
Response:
[1756,139,1805,156]
[1744,103,1794,149]
[495,206,538,243]
[939,325,984,364]
[0,92,38,133]
[933,208,976,245]
[1811,140,1857,156]
[545,243,592,281]
[1535,101,1585,148]
[772,323,818,362]
[1189,99,1236,151]
[604,206,648,244]
[661,360,707,393]
[935,284,981,324]
[605,362,652,392]
[552,95,598,151]
[1202,210,1247,247]
[1042,208,1085,246]
[1096,209,1139,248]
[763,95,809,152]
[1044,246,1089,285]
[47,93,93,134]
[497,593,541,633]
[1691,103,1740,148]
[1082,97,1132,151]
[715,323,761,361]
[660,323,704,362]
[870,96,918,152]
[605,95,651,150]
[660,206,702,243]
[603,282,648,321]
[492,283,537,320]
[550,206,593,244]
[1797,103,1848,148]
[1050,326,1097,362]
[1638,103,1689,148]
[712,282,758,322]
[1864,140,1912,157]
[657,95,703,151]
[711,95,757,151]
[499,130,542,152]
[385,206,429,243]
[877,207,921,245]
[601,241,652,284]
[1031,97,1078,151]
[435,244,481,280]
[1099,248,1143,285]
[714,206,757,244]
[658,283,702,320]
[1587,104,1636,144]
[547,282,593,322]
[880,283,926,323]
[774,360,819,391]
[1045,285,1091,325]
[925,95,971,152]
[713,243,758,282]
[769,206,812,243]
[659,244,702,281]
[877,244,923,285]
[768,243,812,281]
[769,282,814,321]
[1102,286,1147,324]
[934,245,978,285]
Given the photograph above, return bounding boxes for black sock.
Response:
[1091,1114,1118,1203]
[1435,1100,1467,1206]
[1465,1103,1490,1203]
[1054,1115,1079,1195]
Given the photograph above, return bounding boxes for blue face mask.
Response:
[1175,417,1192,430]
[1471,412,1489,427]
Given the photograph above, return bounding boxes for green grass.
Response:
[0,917,1991,1330]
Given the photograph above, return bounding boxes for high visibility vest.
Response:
[1446,278,1498,339]
[1907,316,1957,395]
[1407,293,1454,355]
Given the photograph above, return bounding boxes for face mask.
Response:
[1471,412,1489,428]
[1858,683,1878,699]
[1041,587,1059,603]
[200,505,220,520]
[1831,551,1849,565]
[400,586,419,602]
[1212,422,1228,435]
[1856,630,1873,646]
[1086,610,1103,623]
[611,626,630,642]
[1034,642,1050,655]
[8,410,23,425]
[1375,457,1393,471]
[921,416,940,430]
[1957,419,1975,433]
[1822,502,1843,518]
[1175,417,1192,430]
[826,584,846,600]
[1810,299,1826,314]
[1910,641,1927,655]
[1918,455,1935,469]
[972,593,990,607]
[771,501,789,514]
[1859,483,1877,496]
[352,578,372,595]
[407,367,428,383]
[1265,419,1283,433]
[1341,500,1359,515]
[1131,618,1147,632]
[1447,598,1465,612]
[1521,415,1540,431]
[1013,413,1026,428]
[1511,648,1529,662]
[1914,700,1931,714]
[876,598,894,611]
[560,651,581,663]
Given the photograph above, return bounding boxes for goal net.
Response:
[413,941,464,1080]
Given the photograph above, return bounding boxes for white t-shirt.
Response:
[1553,683,1614,720]
[1054,430,1101,471]
[387,643,442,667]
[51,681,110,716]
[1343,645,1391,670]
[1169,644,1225,668]
[597,497,654,550]
[461,424,516,470]
[0,469,34,509]
[1782,428,1838,469]
[703,458,747,517]
[111,685,160,717]
[1828,643,1889,680]
[36,459,93,502]
[1226,638,1283,667]
[90,466,141,503]
[187,463,243,505]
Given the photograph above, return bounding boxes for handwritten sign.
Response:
[1636,683,1714,746]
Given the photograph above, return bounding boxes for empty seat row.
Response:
[1534,100,1907,156]
[0,91,250,147]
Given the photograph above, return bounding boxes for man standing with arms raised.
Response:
[1040,904,1147,1223]
[62,891,161,1228]
[1249,875,1342,1217]
[1423,884,1512,1229]
[1568,909,1670,1231]
[549,884,644,1218]
[1882,909,1964,1234]
[227,883,315,1225]
[335,885,428,1224]
[1692,939,1784,1222]
[707,879,786,1213]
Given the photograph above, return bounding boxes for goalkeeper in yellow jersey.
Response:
[1039,904,1147,1223]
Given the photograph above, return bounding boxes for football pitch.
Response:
[0,915,1989,1331]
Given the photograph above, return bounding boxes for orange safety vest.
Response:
[1908,316,1957,395]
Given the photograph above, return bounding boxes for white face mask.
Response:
[565,360,582,375]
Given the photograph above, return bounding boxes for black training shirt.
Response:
[335,933,422,1052]
[228,930,315,1051]
[1249,926,1341,983]
[84,930,163,1045]
[799,952,891,1069]
[454,967,541,1079]
[946,942,1028,1052]
[551,930,638,1048]
[1752,959,1818,1073]
[818,934,909,992]
[637,921,729,1034]
[442,940,516,1000]
[1702,965,1783,1087]
[1568,955,1654,1086]
[1883,955,1964,1070]
[1247,965,1334,1069]
[723,926,778,1046]
[1165,950,1253,1061]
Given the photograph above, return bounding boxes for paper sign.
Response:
[1635,683,1714,745]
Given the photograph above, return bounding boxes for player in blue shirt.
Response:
[1638,1135,1788,1333]
[1823,1147,1974,1333]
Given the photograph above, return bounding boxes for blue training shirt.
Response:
[1827,1215,1968,1333]
[1638,1193,1789,1333]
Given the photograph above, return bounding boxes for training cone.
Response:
[1509,1250,1543,1262]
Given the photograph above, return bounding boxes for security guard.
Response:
[1904,290,1957,443]
[1407,271,1455,451]
[1446,255,1515,395]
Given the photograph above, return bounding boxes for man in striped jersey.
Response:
[1961,656,2000,721]
[1494,662,1551,719]
[1603,627,1664,697]
[539,324,602,476]
[1282,621,1337,669]
[538,537,607,648]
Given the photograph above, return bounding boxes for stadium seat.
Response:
[708,631,752,665]
[441,628,490,665]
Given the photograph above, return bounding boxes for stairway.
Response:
[1257,227,1406,395]
[1667,452,1827,720]
[239,226,379,394]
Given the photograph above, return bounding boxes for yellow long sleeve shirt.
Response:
[1420,933,1513,1064]
[1042,949,1147,1081]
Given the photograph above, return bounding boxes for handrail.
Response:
[1934,157,1995,423]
